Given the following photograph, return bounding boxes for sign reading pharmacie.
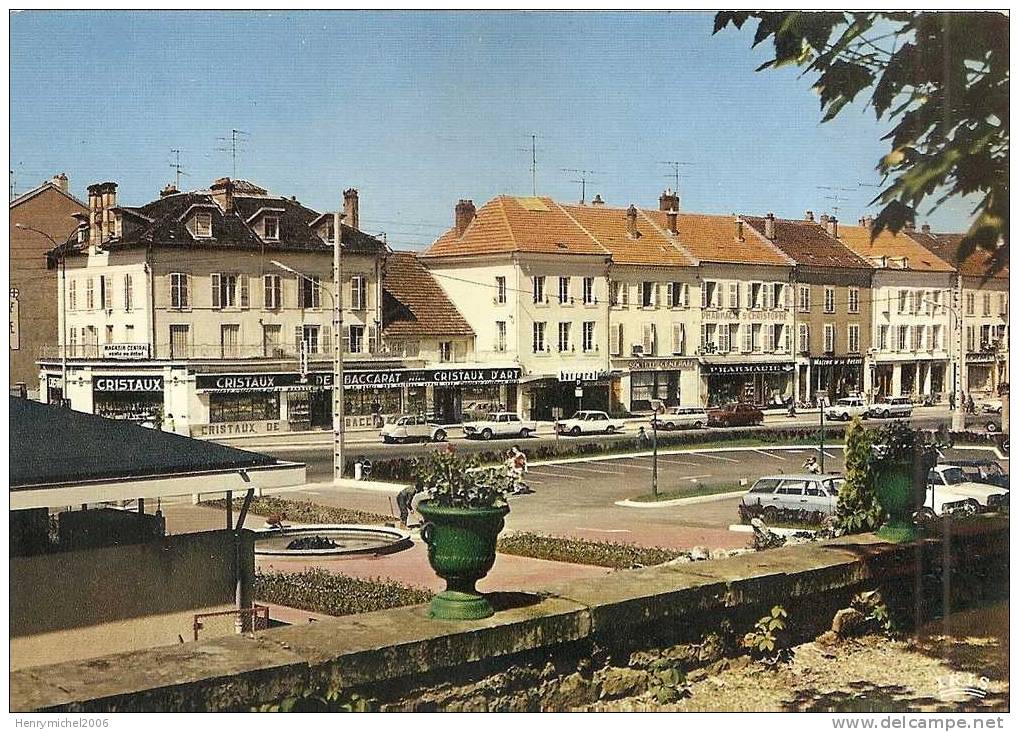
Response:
[703,362,794,375]
[196,367,522,392]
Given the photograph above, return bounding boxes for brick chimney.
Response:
[161,183,179,197]
[343,188,359,231]
[210,177,235,213]
[764,212,776,240]
[825,216,839,238]
[626,204,640,239]
[454,199,476,237]
[51,173,68,193]
[734,215,744,242]
[820,213,830,226]
[804,210,815,222]
[921,223,931,234]
[591,194,605,207]
[904,219,916,232]
[659,189,680,234]
[86,182,117,247]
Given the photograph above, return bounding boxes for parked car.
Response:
[555,410,626,436]
[707,402,764,427]
[979,398,1003,414]
[926,465,1008,511]
[825,397,869,421]
[964,412,1004,433]
[740,474,844,519]
[939,458,1009,490]
[868,396,913,419]
[380,414,448,443]
[462,412,537,440]
[651,407,709,430]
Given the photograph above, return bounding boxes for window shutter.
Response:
[652,283,660,308]
[700,284,708,309]
[211,273,221,309]
[322,325,332,353]
[239,275,249,308]
[667,282,674,306]
[672,323,682,355]
[743,325,752,352]
[682,283,690,307]
[616,323,624,356]
[294,326,303,353]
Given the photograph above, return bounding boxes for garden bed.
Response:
[255,568,431,617]
[496,531,683,569]
[627,483,743,503]
[203,495,393,526]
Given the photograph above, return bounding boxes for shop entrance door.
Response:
[434,387,460,424]
[309,390,331,429]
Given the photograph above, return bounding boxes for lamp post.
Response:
[919,291,965,432]
[271,218,344,483]
[16,223,67,404]
[651,401,662,499]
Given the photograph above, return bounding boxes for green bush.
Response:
[254,568,431,617]
[497,531,682,569]
[834,418,884,534]
[203,495,393,526]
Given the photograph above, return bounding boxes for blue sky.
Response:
[10,10,973,249]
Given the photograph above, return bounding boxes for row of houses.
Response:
[22,175,1008,434]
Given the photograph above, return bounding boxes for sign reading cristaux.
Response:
[101,343,151,360]
[93,375,165,392]
[195,367,522,391]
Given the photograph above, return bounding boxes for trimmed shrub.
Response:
[255,568,431,616]
[738,499,827,528]
[834,417,884,534]
[497,531,682,569]
[203,495,393,526]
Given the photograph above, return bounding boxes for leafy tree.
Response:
[714,11,1008,271]
[834,417,884,534]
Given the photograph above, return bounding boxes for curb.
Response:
[614,490,747,508]
[727,523,817,537]
[528,443,845,468]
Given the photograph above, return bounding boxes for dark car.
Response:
[707,402,764,427]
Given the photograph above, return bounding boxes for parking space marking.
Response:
[823,451,838,460]
[551,463,628,476]
[526,468,576,479]
[754,449,786,461]
[628,455,703,468]
[692,452,739,463]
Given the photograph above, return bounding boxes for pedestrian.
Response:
[967,394,976,414]
[949,392,956,411]
[637,425,649,449]
[165,413,175,433]
[802,456,821,475]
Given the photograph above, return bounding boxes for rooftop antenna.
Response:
[169,149,189,189]
[561,168,604,205]
[659,161,694,195]
[216,129,250,178]
[9,169,15,201]
[517,134,543,196]
[817,185,855,218]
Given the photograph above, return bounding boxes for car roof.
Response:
[754,473,843,481]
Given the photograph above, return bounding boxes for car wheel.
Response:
[433,429,447,443]
[519,428,530,438]
[570,426,581,437]
[842,412,850,421]
[961,499,981,515]
[913,506,938,528]
[605,425,616,435]
[382,435,391,444]
[986,421,999,433]
[664,422,675,430]
[481,428,493,440]
[761,506,779,522]
[693,421,704,429]
[882,409,891,418]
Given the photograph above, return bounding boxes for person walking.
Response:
[948,392,956,411]
[397,461,426,527]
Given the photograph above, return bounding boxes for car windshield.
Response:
[941,467,967,485]
[569,412,583,420]
[486,413,499,421]
[386,415,403,425]
[825,478,843,496]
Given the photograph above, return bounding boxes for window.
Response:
[966,325,976,352]
[85,277,95,310]
[495,276,507,304]
[68,327,78,355]
[898,290,909,314]
[495,321,507,352]
[169,324,189,359]
[532,322,546,353]
[439,341,453,362]
[582,321,595,352]
[848,324,860,353]
[898,325,909,352]
[728,282,740,309]
[642,322,657,355]
[673,322,687,354]
[220,324,240,358]
[668,282,687,308]
[798,284,810,312]
[298,275,321,309]
[798,324,810,353]
[824,287,835,313]
[762,323,775,352]
[123,274,133,312]
[773,324,785,352]
[1000,293,1008,317]
[101,275,112,310]
[557,322,571,352]
[983,293,992,316]
[701,281,719,309]
[263,274,282,309]
[914,325,924,351]
[68,279,76,310]
[965,292,975,316]
[700,323,715,351]
[848,287,859,313]
[212,273,239,308]
[351,275,366,310]
[264,216,279,240]
[609,281,621,306]
[558,277,571,304]
[532,276,546,304]
[105,325,114,344]
[195,212,213,238]
[774,283,787,310]
[582,277,594,305]
[170,272,189,309]
[348,324,365,354]
[875,324,888,351]
[749,282,763,309]
[742,324,753,352]
[209,392,279,423]
[824,323,835,352]
[751,323,762,352]
[641,281,655,308]
[263,324,282,357]
[932,325,942,351]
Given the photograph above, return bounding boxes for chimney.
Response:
[825,216,839,238]
[734,215,744,242]
[591,194,605,207]
[343,188,359,231]
[51,173,68,193]
[454,199,476,237]
[804,210,815,222]
[921,223,931,234]
[659,189,679,234]
[764,212,776,240]
[626,204,640,239]
[86,182,117,247]
[210,177,235,213]
[160,183,179,197]
[904,219,916,232]
[820,213,830,226]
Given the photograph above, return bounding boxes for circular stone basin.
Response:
[254,524,412,557]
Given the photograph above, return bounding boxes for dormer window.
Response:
[264,216,280,240]
[195,212,213,238]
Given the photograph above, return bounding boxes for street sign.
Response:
[299,340,309,378]
[574,379,583,398]
[9,288,19,351]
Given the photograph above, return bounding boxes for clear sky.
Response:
[10,10,974,250]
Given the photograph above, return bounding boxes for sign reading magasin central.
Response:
[195,367,522,392]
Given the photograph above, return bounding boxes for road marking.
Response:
[672,474,712,482]
[526,468,576,479]
[755,449,785,461]
[656,458,704,468]
[691,452,739,463]
[823,451,838,459]
[551,463,627,475]
[576,527,631,533]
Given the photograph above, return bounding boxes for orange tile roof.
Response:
[557,203,695,267]
[422,196,608,258]
[908,231,1008,280]
[642,210,792,266]
[837,224,955,273]
[382,252,474,337]
[743,216,872,269]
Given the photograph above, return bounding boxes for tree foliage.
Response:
[834,417,884,534]
[715,11,1008,271]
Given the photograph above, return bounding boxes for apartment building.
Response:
[910,229,1009,397]
[838,221,956,400]
[39,179,479,434]
[744,213,873,405]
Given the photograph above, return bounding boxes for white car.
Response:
[925,465,1008,513]
[868,397,914,419]
[462,412,537,440]
[380,414,448,443]
[555,410,626,436]
[825,397,869,421]
[651,407,709,430]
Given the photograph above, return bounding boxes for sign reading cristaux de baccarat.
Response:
[195,367,522,391]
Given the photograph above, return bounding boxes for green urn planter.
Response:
[875,460,918,542]
[418,501,510,620]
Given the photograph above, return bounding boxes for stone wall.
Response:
[10,517,1007,712]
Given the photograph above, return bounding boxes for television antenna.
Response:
[169,149,189,189]
[817,185,855,217]
[561,168,604,204]
[216,129,250,178]
[660,161,695,194]
[517,133,545,196]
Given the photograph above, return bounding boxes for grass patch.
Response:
[497,531,682,569]
[202,495,393,526]
[255,568,430,617]
[628,483,744,503]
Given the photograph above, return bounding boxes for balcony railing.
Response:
[39,341,418,362]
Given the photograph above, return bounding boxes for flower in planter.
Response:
[415,444,515,510]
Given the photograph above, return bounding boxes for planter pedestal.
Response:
[418,501,509,620]
[875,460,919,543]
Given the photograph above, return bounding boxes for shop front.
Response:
[93,374,165,424]
[966,355,995,395]
[809,356,864,403]
[702,362,794,408]
[611,357,699,413]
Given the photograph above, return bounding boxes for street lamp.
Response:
[16,223,67,404]
[271,209,344,483]
[650,400,663,499]
[919,292,965,432]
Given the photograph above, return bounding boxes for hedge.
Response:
[203,495,394,526]
[496,531,683,569]
[255,568,431,616]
